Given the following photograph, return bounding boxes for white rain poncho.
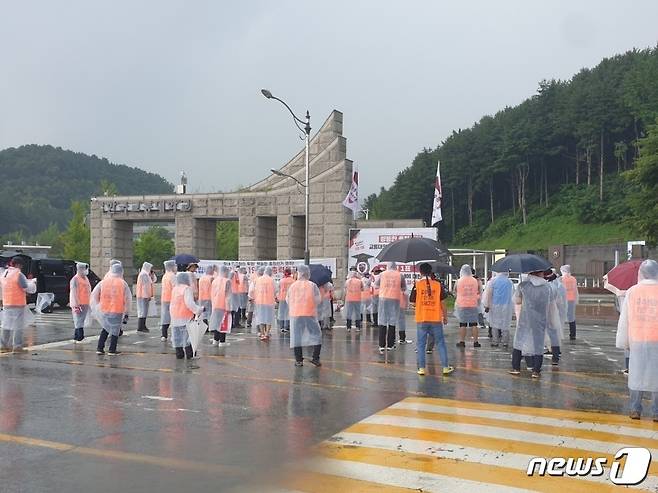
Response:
[455,264,480,324]
[546,276,567,346]
[513,274,555,356]
[343,272,362,322]
[616,259,658,392]
[253,267,276,327]
[136,262,154,318]
[171,272,203,348]
[238,267,249,309]
[209,266,232,332]
[70,262,93,328]
[35,292,55,313]
[160,260,177,325]
[0,266,36,332]
[361,278,372,316]
[318,282,333,322]
[287,265,322,348]
[199,265,215,318]
[90,264,132,336]
[483,272,514,331]
[376,262,403,326]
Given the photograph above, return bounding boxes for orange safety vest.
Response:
[361,286,372,302]
[379,270,403,300]
[231,273,240,294]
[288,280,317,317]
[345,278,363,302]
[278,276,294,301]
[136,273,153,299]
[100,277,126,314]
[211,278,229,311]
[72,274,91,306]
[161,272,175,303]
[2,269,26,306]
[456,276,480,308]
[372,276,380,297]
[254,276,275,305]
[170,285,194,320]
[562,275,578,302]
[198,275,212,301]
[238,273,249,294]
[415,279,444,323]
[627,284,658,343]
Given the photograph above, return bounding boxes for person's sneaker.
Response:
[508,369,521,375]
[355,328,361,332]
[491,343,499,347]
[629,411,641,420]
[108,351,121,356]
[503,344,509,349]
[417,368,426,376]
[569,336,576,341]
[442,366,455,375]
[161,336,167,342]
[96,350,105,355]
[218,342,230,347]
[13,347,28,353]
[346,328,351,332]
[137,328,150,333]
[551,360,559,366]
[211,340,218,345]
[386,346,396,351]
[623,368,629,376]
[294,361,303,367]
[310,359,321,367]
[473,341,481,348]
[378,347,385,354]
[543,347,552,355]
[531,372,541,379]
[456,341,465,348]
[426,349,433,354]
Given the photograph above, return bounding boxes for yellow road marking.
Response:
[280,470,419,493]
[316,442,634,493]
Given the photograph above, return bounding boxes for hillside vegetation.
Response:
[364,46,658,248]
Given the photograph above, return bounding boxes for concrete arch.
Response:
[90,110,353,283]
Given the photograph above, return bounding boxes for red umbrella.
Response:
[603,260,643,296]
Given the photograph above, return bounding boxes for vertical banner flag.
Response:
[431,161,443,225]
[342,171,359,214]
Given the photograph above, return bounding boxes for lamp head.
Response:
[270,169,284,176]
[261,89,273,99]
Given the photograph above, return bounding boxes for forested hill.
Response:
[364,46,658,248]
[0,145,173,235]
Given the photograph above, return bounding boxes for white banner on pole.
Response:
[431,160,443,225]
[197,258,337,282]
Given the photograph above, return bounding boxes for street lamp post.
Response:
[262,89,311,265]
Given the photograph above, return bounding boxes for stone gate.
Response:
[90,110,353,284]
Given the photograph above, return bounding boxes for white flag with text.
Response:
[431,161,443,225]
[342,171,359,213]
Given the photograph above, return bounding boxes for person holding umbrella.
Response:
[616,259,658,420]
[375,262,407,352]
[455,264,482,348]
[287,264,322,367]
[170,272,203,360]
[560,265,579,340]
[483,270,514,348]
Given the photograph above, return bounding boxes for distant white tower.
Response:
[176,171,187,194]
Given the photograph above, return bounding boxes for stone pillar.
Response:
[192,218,217,260]
[112,220,134,276]
[175,216,194,254]
[254,217,277,260]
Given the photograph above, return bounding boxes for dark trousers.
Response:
[294,345,321,362]
[74,327,85,341]
[569,322,577,339]
[373,312,379,327]
[346,319,362,330]
[399,330,407,342]
[378,325,396,348]
[161,324,169,339]
[512,349,543,373]
[137,317,148,331]
[213,331,227,343]
[551,345,561,363]
[97,329,118,353]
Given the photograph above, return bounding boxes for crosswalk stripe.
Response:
[316,442,625,493]
[402,396,657,429]
[377,407,658,451]
[332,431,658,490]
[279,470,420,492]
[302,458,535,493]
[391,401,658,440]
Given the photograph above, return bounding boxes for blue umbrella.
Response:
[172,253,200,265]
[309,264,332,286]
[491,254,552,274]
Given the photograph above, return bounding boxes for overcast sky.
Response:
[1,1,657,197]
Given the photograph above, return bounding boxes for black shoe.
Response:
[137,327,150,333]
[491,343,499,347]
[96,349,105,355]
[310,359,321,367]
[175,347,185,359]
[474,342,481,348]
[456,341,465,348]
[551,360,559,366]
[569,336,576,341]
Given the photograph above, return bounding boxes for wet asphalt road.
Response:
[0,308,630,492]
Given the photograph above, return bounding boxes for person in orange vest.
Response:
[135,262,154,333]
[287,264,322,367]
[246,268,260,329]
[318,281,334,330]
[70,262,92,343]
[230,268,242,329]
[560,264,579,340]
[253,266,276,341]
[343,271,364,332]
[198,264,215,331]
[616,259,658,420]
[170,272,204,359]
[361,275,373,327]
[455,264,482,349]
[159,260,177,341]
[0,257,36,353]
[210,265,232,347]
[238,267,249,325]
[91,263,132,356]
[412,263,454,376]
[375,262,407,352]
[277,267,295,333]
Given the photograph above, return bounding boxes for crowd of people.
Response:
[1,254,657,419]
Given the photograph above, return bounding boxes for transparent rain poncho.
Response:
[513,274,555,355]
[136,262,154,318]
[209,266,232,333]
[546,277,567,345]
[287,265,322,348]
[361,278,373,316]
[343,271,362,322]
[376,263,403,326]
[616,259,658,391]
[69,263,93,327]
[253,267,276,327]
[483,272,514,331]
[0,266,36,331]
[160,260,177,326]
[170,272,203,348]
[199,265,215,318]
[90,264,131,336]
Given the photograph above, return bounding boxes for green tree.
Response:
[627,118,658,245]
[32,223,65,257]
[133,226,174,269]
[62,201,90,262]
[216,221,238,259]
[99,179,118,196]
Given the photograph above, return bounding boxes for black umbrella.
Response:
[376,237,451,263]
[428,261,460,276]
[172,253,200,265]
[491,254,552,274]
[309,264,332,286]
